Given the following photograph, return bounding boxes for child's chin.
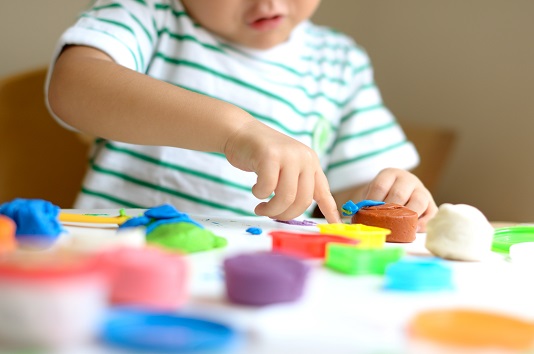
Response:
[239,32,291,50]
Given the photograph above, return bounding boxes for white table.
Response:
[48,211,534,353]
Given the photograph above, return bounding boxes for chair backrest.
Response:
[0,67,90,208]
[402,121,456,194]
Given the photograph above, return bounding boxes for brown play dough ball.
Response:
[351,203,418,243]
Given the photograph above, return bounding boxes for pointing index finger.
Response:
[314,172,341,223]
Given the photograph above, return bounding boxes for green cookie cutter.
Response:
[492,225,534,253]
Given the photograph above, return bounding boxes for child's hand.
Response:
[362,168,438,232]
[224,120,341,224]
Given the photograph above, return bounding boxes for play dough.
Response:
[224,252,310,306]
[100,247,188,310]
[351,203,418,243]
[0,198,64,237]
[0,198,64,248]
[0,216,16,254]
[147,222,227,254]
[425,203,493,261]
[119,204,227,253]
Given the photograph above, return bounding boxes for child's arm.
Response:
[48,46,341,223]
[332,168,438,231]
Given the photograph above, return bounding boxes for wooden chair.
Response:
[402,121,456,194]
[0,67,90,208]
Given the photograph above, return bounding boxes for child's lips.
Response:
[248,15,284,31]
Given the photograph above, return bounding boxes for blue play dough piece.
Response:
[246,227,262,235]
[119,216,152,229]
[0,198,64,237]
[145,204,184,219]
[383,257,453,292]
[119,204,203,234]
[341,200,385,216]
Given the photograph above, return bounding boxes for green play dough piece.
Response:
[146,222,227,253]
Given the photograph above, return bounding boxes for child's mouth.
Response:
[249,15,283,31]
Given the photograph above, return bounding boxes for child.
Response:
[46,0,437,229]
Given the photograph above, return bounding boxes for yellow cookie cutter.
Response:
[317,223,390,249]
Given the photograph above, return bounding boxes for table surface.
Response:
[37,210,534,353]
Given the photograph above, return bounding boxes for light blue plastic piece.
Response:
[383,257,453,292]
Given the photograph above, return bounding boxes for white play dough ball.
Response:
[425,203,494,261]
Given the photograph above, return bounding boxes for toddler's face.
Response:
[182,0,321,49]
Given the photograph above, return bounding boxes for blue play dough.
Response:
[246,227,262,235]
[0,198,64,238]
[119,204,203,234]
[341,200,385,216]
[145,204,185,219]
[119,215,152,229]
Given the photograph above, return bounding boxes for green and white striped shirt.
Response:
[46,0,418,217]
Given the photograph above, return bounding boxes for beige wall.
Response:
[0,1,89,77]
[313,0,534,222]
[2,1,533,222]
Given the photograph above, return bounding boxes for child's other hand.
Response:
[224,121,341,224]
[363,168,438,232]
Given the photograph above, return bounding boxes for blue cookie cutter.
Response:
[102,307,238,353]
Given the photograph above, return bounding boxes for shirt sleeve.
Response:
[44,0,162,130]
[325,46,419,193]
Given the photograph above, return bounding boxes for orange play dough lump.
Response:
[0,215,16,253]
[409,308,534,351]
